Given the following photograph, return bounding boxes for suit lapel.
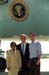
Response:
[19,44,23,55]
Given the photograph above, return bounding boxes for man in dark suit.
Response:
[17,34,29,75]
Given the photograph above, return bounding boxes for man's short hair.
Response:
[29,32,35,36]
[20,34,27,37]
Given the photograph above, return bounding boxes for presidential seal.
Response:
[9,0,29,22]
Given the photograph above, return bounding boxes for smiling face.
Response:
[29,33,35,42]
[10,42,16,50]
[20,35,26,43]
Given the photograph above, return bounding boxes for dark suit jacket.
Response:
[17,43,29,68]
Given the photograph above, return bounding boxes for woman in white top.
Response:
[6,42,21,75]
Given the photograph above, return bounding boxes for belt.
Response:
[30,57,38,61]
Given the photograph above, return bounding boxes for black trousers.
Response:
[22,66,29,75]
[29,58,40,75]
[18,65,29,75]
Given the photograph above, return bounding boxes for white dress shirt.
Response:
[21,43,26,55]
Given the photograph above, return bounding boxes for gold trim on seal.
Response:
[9,0,29,22]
